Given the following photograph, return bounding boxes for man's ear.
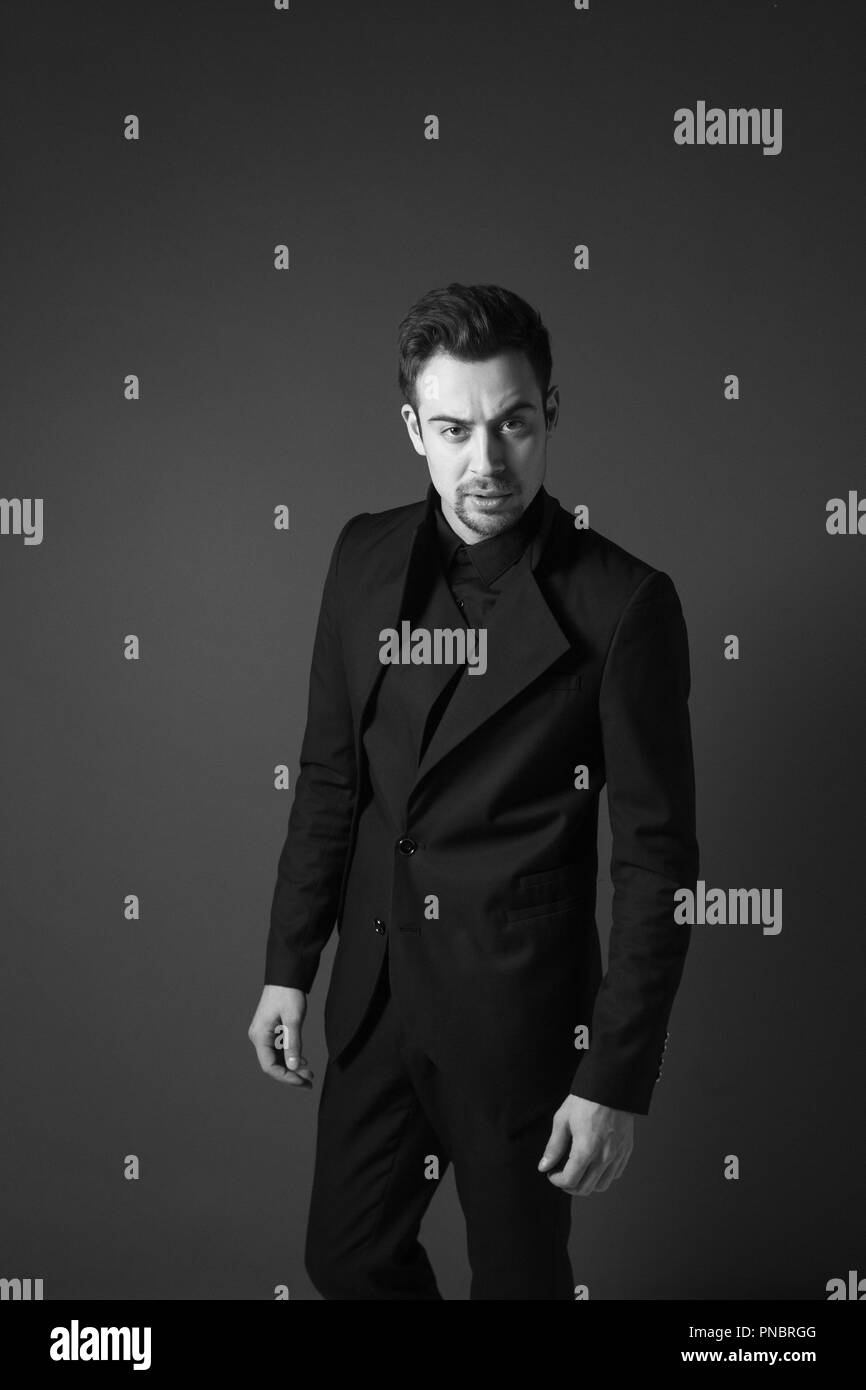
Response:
[401,403,427,457]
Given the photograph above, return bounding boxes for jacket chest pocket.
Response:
[540,678,583,693]
[533,649,586,693]
[505,863,590,924]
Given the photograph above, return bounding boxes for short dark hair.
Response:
[397,282,553,421]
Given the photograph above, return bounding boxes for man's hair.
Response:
[397,282,553,423]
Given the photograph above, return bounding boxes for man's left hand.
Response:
[538,1094,634,1195]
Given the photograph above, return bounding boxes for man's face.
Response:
[400,349,559,543]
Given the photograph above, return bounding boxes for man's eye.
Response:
[442,420,524,438]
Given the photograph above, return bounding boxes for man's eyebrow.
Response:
[426,400,539,426]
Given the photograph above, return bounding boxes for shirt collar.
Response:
[432,485,546,585]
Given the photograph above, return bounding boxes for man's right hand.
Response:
[248,984,315,1086]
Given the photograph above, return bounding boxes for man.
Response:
[248,282,699,1300]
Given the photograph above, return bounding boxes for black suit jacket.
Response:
[265,483,699,1117]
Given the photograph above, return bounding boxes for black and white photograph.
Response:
[2,0,864,1360]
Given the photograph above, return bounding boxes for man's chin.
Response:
[458,515,509,538]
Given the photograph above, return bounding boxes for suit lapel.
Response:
[349,496,433,767]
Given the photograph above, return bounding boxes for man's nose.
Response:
[470,431,505,475]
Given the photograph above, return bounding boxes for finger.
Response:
[279,1021,304,1072]
[538,1114,571,1172]
[610,1147,632,1182]
[275,1040,315,1083]
[277,1067,314,1086]
[251,1031,314,1084]
[547,1142,593,1190]
[280,1056,315,1083]
[271,1053,315,1085]
[252,1034,284,1075]
[569,1157,608,1197]
[255,1051,306,1083]
[584,1157,618,1194]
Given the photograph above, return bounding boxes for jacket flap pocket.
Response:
[507,863,591,920]
[518,863,584,894]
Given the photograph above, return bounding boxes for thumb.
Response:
[279,1017,304,1071]
[538,1113,571,1171]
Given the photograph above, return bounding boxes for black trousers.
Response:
[304,955,574,1300]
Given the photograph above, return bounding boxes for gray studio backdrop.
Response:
[2,0,863,1298]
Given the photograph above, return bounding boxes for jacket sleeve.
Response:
[570,568,699,1114]
[263,514,363,991]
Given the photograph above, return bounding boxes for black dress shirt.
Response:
[432,486,546,629]
[359,488,545,823]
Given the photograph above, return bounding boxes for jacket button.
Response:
[373,919,386,934]
[397,837,417,855]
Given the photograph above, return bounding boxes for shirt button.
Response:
[373,919,386,934]
[456,599,465,609]
[397,837,417,855]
